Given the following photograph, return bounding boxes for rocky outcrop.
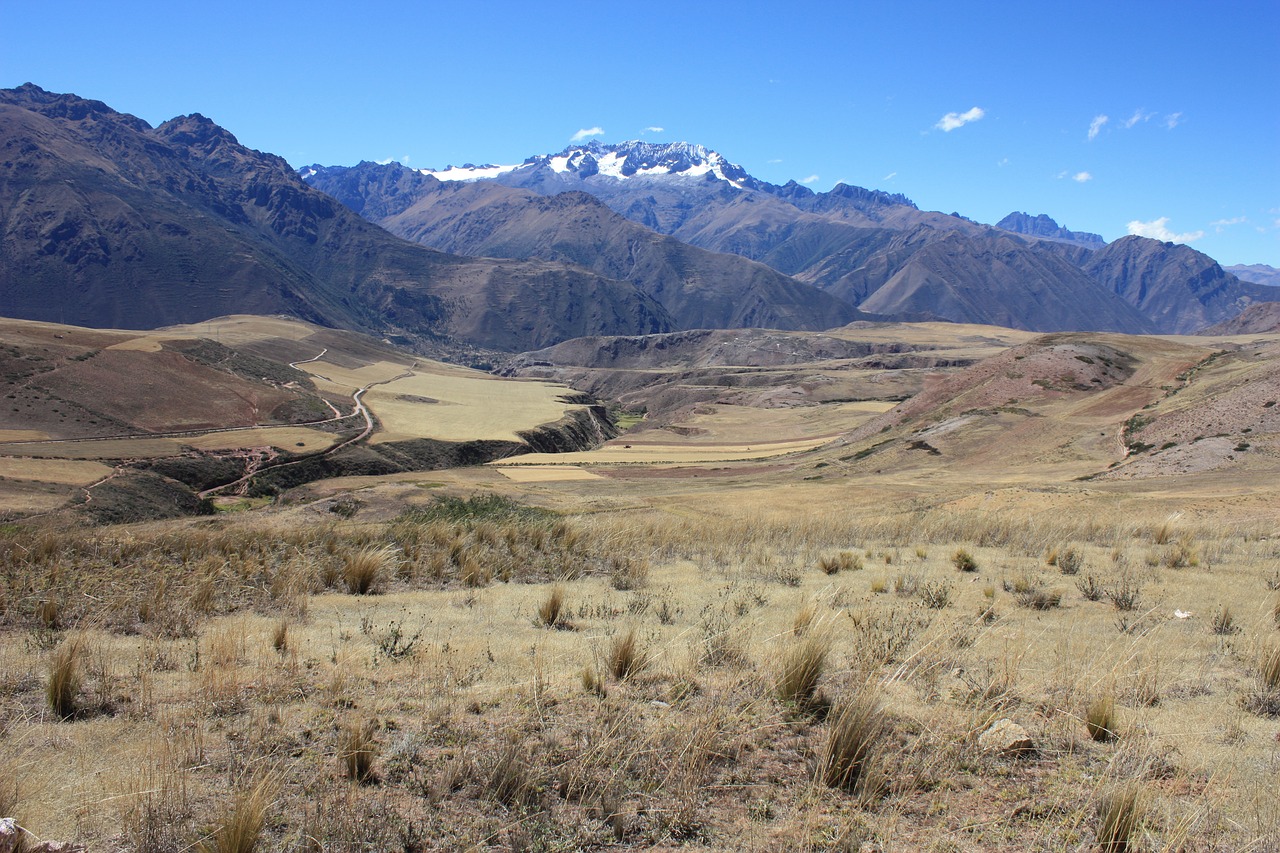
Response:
[996,212,1105,248]
[518,405,618,453]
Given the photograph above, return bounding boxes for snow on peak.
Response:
[417,141,757,188]
[534,140,752,186]
[418,162,526,181]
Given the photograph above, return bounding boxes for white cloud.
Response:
[1073,171,1093,183]
[1124,109,1154,128]
[1127,217,1205,244]
[997,157,1009,167]
[375,157,393,165]
[1211,216,1246,231]
[1088,114,1109,141]
[767,158,783,164]
[801,174,820,184]
[641,126,664,134]
[1164,112,1183,129]
[570,126,604,142]
[882,171,897,181]
[935,106,985,132]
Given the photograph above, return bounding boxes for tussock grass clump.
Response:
[1096,783,1144,852]
[487,739,536,808]
[537,584,568,628]
[608,555,649,590]
[951,548,978,572]
[775,626,832,705]
[1054,546,1084,575]
[818,551,863,575]
[271,619,289,654]
[608,627,647,680]
[1085,695,1118,742]
[1211,605,1239,635]
[198,776,276,853]
[338,717,379,783]
[47,638,82,719]
[1242,644,1280,717]
[818,690,887,797]
[341,545,395,595]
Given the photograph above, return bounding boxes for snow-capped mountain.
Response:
[420,140,760,188]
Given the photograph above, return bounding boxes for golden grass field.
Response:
[1,318,1279,851]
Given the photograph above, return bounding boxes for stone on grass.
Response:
[979,718,1036,756]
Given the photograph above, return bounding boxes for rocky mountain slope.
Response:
[0,85,674,353]
[302,161,862,332]
[1082,236,1275,334]
[311,140,1271,335]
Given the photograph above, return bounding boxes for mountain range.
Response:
[0,84,1274,357]
[305,140,1275,337]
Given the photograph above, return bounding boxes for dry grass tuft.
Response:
[1211,605,1239,635]
[47,637,82,720]
[608,627,647,680]
[608,555,650,590]
[342,545,395,595]
[1242,644,1280,717]
[487,739,536,808]
[775,625,832,705]
[818,551,863,575]
[1055,546,1084,575]
[271,619,289,654]
[951,548,978,572]
[818,689,887,797]
[1096,783,1144,852]
[338,717,379,783]
[536,584,568,628]
[1086,695,1118,742]
[198,775,276,853]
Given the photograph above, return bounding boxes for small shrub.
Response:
[338,717,379,783]
[818,690,886,797]
[1211,605,1239,636]
[1105,576,1142,612]
[1096,784,1143,852]
[951,549,978,572]
[47,639,82,720]
[1076,573,1105,601]
[918,580,953,610]
[608,627,647,680]
[1085,695,1118,742]
[869,578,887,595]
[1056,547,1084,575]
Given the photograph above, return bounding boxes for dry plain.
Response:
[1,318,1279,852]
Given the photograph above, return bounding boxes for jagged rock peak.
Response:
[996,211,1105,248]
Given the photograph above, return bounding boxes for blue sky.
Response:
[3,0,1277,265]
